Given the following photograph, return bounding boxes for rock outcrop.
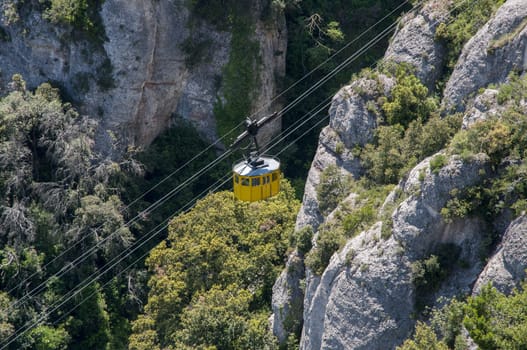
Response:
[474,215,527,295]
[442,0,527,112]
[0,0,286,150]
[299,153,490,349]
[270,73,392,340]
[270,250,305,343]
[273,0,527,348]
[384,0,450,90]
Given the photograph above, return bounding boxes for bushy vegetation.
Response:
[380,64,437,128]
[213,19,260,143]
[120,119,228,239]
[401,281,527,350]
[0,75,134,349]
[400,74,527,349]
[440,84,527,226]
[40,0,107,42]
[304,223,345,275]
[289,225,314,255]
[360,65,460,185]
[276,0,409,197]
[434,0,505,87]
[316,164,352,215]
[307,181,393,274]
[128,183,300,349]
[411,244,461,310]
[429,154,447,174]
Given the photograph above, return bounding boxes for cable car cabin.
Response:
[233,155,280,202]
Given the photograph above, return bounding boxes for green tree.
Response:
[0,75,132,349]
[173,285,276,349]
[397,322,448,350]
[316,164,352,215]
[361,125,405,184]
[130,183,299,348]
[27,325,70,350]
[381,65,437,128]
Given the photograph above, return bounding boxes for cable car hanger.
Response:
[230,112,282,202]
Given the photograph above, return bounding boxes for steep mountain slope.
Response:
[271,0,527,348]
[0,0,285,149]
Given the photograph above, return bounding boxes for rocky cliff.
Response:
[0,0,286,151]
[271,0,527,348]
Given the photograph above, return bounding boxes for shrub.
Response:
[290,226,313,255]
[430,154,447,174]
[434,0,505,73]
[342,204,375,237]
[305,226,345,275]
[411,244,461,310]
[316,165,352,215]
[497,72,527,105]
[381,65,437,128]
[440,187,483,223]
[361,125,405,184]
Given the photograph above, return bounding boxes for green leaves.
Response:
[131,183,299,348]
[434,0,505,73]
[316,164,352,215]
[381,70,437,128]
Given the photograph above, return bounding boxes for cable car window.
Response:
[241,178,250,186]
[252,178,260,186]
[272,172,278,181]
[235,175,239,183]
[265,176,270,184]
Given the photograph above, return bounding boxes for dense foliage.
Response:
[400,282,527,350]
[120,121,228,243]
[40,0,106,41]
[0,76,136,349]
[360,64,459,185]
[434,0,505,89]
[399,73,527,350]
[128,183,300,349]
[306,63,460,276]
[439,73,527,228]
[274,0,408,196]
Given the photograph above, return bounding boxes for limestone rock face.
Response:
[474,216,527,294]
[300,225,414,350]
[299,154,490,349]
[393,153,490,259]
[329,75,394,149]
[271,0,527,348]
[0,0,286,150]
[270,250,305,343]
[442,0,527,112]
[294,75,389,233]
[462,88,500,128]
[384,0,450,89]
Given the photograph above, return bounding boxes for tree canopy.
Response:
[129,183,300,349]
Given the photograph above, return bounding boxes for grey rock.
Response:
[328,75,394,149]
[384,0,450,89]
[300,224,414,350]
[462,88,499,128]
[474,215,527,294]
[394,153,490,259]
[0,0,286,151]
[442,0,527,112]
[295,126,363,233]
[299,153,491,349]
[271,250,305,343]
[275,0,527,347]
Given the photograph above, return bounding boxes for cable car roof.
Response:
[233,156,280,176]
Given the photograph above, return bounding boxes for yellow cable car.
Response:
[230,113,281,202]
[233,155,280,202]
